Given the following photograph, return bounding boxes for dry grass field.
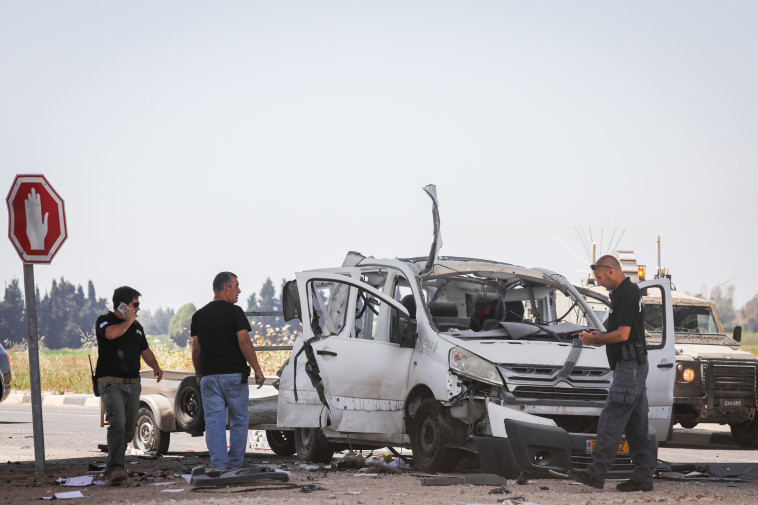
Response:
[6,321,297,393]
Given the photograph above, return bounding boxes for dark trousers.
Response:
[587,360,655,485]
[99,381,141,476]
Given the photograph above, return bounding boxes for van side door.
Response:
[277,271,414,435]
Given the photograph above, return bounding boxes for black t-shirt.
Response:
[605,277,646,369]
[190,300,252,376]
[95,312,149,378]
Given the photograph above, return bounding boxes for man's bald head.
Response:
[591,255,625,290]
[591,255,621,271]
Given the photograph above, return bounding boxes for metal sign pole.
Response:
[23,262,46,475]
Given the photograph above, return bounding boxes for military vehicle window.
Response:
[673,306,719,334]
[308,280,350,337]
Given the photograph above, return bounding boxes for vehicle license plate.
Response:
[585,439,630,455]
[722,399,744,407]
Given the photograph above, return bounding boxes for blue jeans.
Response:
[99,381,141,476]
[200,373,249,469]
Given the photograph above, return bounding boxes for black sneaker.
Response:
[567,469,604,489]
[616,479,653,492]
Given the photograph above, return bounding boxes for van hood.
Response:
[676,343,757,361]
[453,339,610,368]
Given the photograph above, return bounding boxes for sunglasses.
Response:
[130,302,140,308]
[590,264,613,272]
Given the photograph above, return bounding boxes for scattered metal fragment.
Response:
[189,466,289,488]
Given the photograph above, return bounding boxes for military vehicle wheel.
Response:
[133,406,170,454]
[175,376,205,435]
[679,419,698,429]
[266,430,296,456]
[410,399,463,472]
[730,418,758,448]
[294,427,334,463]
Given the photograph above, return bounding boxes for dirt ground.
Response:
[2,449,758,505]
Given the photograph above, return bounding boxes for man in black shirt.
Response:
[568,255,655,492]
[191,272,265,470]
[95,286,163,486]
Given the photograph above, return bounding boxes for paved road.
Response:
[2,401,757,470]
[0,403,209,461]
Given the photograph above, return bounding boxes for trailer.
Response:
[97,369,296,456]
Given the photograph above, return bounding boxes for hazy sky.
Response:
[1,1,756,315]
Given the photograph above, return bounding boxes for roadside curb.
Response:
[5,391,100,409]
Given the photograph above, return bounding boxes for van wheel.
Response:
[174,376,205,435]
[133,406,170,454]
[266,430,296,456]
[294,427,334,463]
[730,418,758,448]
[410,399,463,472]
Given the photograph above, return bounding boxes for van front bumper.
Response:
[474,401,637,478]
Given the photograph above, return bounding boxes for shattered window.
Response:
[421,273,595,340]
[354,271,388,340]
[309,280,350,337]
[554,289,594,328]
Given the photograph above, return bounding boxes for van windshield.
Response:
[420,273,596,341]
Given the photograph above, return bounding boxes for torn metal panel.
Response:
[189,466,289,487]
[420,184,442,277]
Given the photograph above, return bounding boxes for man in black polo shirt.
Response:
[95,286,163,486]
[191,272,265,470]
[568,255,655,492]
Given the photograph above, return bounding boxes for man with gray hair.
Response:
[191,272,265,470]
[568,255,655,492]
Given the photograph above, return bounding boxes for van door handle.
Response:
[658,362,674,369]
[317,350,338,357]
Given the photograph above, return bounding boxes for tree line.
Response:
[0,277,291,349]
[3,277,755,351]
[166,278,289,347]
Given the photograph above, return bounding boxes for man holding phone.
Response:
[568,255,654,492]
[191,272,265,471]
[95,286,163,486]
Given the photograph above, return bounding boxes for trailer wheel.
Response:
[294,427,334,463]
[174,376,205,435]
[730,418,758,448]
[410,399,463,472]
[266,430,296,456]
[133,406,170,454]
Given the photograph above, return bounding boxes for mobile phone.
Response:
[117,303,128,316]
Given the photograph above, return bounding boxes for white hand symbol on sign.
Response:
[24,188,49,250]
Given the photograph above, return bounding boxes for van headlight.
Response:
[449,347,503,386]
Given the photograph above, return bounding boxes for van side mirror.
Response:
[392,312,417,348]
[733,325,742,343]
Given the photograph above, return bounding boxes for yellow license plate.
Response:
[586,439,630,455]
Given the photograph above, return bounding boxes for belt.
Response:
[97,376,140,384]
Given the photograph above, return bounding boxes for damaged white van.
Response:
[276,187,675,477]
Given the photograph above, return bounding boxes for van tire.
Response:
[266,430,296,456]
[174,376,205,435]
[410,399,463,472]
[294,427,334,463]
[730,418,758,448]
[133,406,170,454]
